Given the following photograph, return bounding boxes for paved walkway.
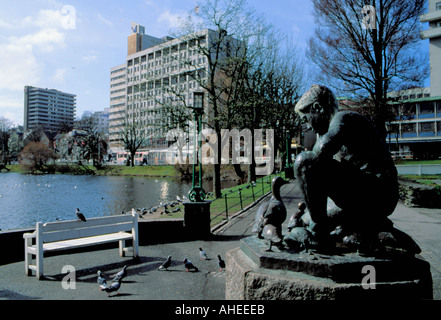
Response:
[0,180,440,300]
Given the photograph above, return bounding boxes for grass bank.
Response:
[103,165,178,177]
[395,159,441,165]
[1,163,179,177]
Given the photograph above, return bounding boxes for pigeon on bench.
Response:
[75,208,87,222]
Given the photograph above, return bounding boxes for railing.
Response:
[209,171,286,226]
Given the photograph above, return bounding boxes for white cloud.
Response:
[157,10,183,30]
[52,68,68,82]
[0,28,65,91]
[0,39,42,91]
[82,55,98,63]
[0,96,24,125]
[96,14,113,27]
[19,28,65,52]
[0,18,13,29]
[0,6,67,93]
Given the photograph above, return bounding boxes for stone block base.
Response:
[225,236,433,300]
[183,201,212,239]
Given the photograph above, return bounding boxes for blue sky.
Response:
[0,0,427,127]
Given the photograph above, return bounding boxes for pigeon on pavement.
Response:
[158,256,172,271]
[75,208,87,222]
[97,270,107,289]
[101,279,122,297]
[217,255,226,271]
[112,265,128,281]
[199,247,209,260]
[183,258,198,272]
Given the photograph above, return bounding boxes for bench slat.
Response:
[42,222,134,243]
[41,214,134,232]
[29,232,133,252]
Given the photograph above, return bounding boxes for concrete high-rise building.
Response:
[24,86,76,132]
[420,0,441,96]
[382,2,441,159]
[109,23,240,154]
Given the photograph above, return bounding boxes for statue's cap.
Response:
[295,84,338,114]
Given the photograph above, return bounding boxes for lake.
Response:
[0,173,199,231]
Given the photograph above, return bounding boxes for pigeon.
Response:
[75,208,86,222]
[101,279,121,297]
[199,247,208,260]
[112,265,128,282]
[251,177,289,251]
[217,255,226,271]
[158,255,172,271]
[97,270,107,290]
[183,258,198,272]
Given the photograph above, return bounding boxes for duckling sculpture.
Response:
[252,177,289,251]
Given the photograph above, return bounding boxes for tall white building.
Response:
[420,0,441,96]
[24,86,76,132]
[109,23,239,154]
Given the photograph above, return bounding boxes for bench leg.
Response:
[119,240,126,257]
[24,239,33,276]
[133,236,139,258]
[36,246,43,280]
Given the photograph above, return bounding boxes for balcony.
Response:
[420,10,441,23]
[420,27,441,39]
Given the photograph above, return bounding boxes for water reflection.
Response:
[0,172,239,231]
[0,173,193,231]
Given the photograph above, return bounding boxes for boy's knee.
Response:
[294,151,316,177]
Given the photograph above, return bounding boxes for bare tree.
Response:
[75,111,107,167]
[159,0,305,195]
[19,141,58,173]
[120,116,146,167]
[0,117,13,165]
[308,0,428,138]
[160,0,262,198]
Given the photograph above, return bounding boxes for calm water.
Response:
[0,173,197,231]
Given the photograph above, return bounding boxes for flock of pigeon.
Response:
[130,193,214,217]
[75,193,216,221]
[96,247,226,297]
[75,197,226,298]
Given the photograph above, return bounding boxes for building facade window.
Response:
[401,123,417,137]
[419,101,435,118]
[419,122,436,137]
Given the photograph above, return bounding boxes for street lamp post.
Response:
[188,91,206,202]
[183,92,211,239]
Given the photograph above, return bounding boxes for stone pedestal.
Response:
[183,200,212,239]
[226,236,433,300]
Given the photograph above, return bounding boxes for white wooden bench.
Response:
[24,209,139,280]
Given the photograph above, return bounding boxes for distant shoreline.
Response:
[0,164,243,182]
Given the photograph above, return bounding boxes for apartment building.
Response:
[387,88,441,159]
[420,0,441,97]
[24,86,76,132]
[109,23,239,154]
[383,1,441,159]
